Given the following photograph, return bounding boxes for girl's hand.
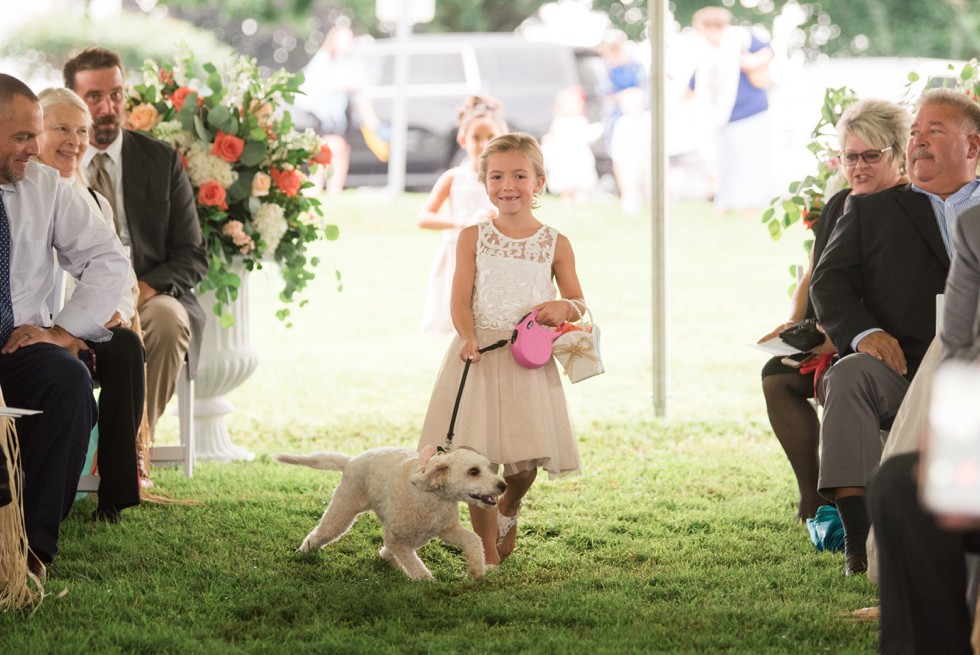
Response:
[532,300,571,328]
[459,336,480,363]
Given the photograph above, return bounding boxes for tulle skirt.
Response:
[419,328,580,478]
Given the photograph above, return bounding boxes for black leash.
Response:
[439,338,510,453]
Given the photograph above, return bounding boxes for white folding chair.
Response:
[149,360,195,477]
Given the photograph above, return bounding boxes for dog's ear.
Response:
[417,444,437,472]
[411,460,450,491]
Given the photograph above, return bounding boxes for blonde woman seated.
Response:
[36,87,144,522]
[757,98,910,522]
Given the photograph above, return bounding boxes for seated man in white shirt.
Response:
[0,74,130,578]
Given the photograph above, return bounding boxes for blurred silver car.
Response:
[295,33,611,190]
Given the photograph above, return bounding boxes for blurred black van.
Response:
[294,33,611,190]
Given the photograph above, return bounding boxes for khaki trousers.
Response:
[139,295,191,440]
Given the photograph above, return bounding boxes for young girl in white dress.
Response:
[417,95,508,337]
[418,133,588,566]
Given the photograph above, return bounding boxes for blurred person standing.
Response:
[689,6,774,216]
[597,29,646,155]
[541,87,602,205]
[610,87,652,215]
[296,23,381,195]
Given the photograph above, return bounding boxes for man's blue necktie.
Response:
[0,193,14,346]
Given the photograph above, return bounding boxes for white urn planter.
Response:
[193,259,258,462]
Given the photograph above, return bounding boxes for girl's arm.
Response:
[417,169,459,229]
[534,234,586,327]
[450,225,481,361]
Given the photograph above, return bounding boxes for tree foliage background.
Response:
[11,0,979,79]
[138,0,980,68]
[675,0,980,62]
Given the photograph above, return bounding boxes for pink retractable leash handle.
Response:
[510,310,560,369]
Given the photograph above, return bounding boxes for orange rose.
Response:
[211,131,245,163]
[172,87,197,110]
[128,103,160,131]
[198,180,228,211]
[310,142,332,167]
[271,167,303,197]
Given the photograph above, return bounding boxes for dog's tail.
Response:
[273,452,351,471]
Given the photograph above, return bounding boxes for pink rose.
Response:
[211,131,245,163]
[251,171,272,197]
[198,180,228,211]
[222,220,254,253]
[271,167,303,197]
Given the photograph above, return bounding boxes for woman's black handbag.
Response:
[779,318,825,352]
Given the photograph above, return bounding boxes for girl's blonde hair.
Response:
[478,132,547,208]
[457,93,508,139]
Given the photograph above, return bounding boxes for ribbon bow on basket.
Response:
[553,299,604,384]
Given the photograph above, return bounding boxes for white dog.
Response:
[274,445,506,580]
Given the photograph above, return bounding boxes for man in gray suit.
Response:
[811,88,980,575]
[63,48,207,452]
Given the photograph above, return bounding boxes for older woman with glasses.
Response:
[756,98,910,522]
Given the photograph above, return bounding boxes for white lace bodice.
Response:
[472,221,558,329]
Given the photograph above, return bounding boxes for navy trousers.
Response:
[0,343,95,563]
[869,452,980,655]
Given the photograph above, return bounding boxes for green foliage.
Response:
[675,0,980,61]
[760,85,859,242]
[0,11,231,79]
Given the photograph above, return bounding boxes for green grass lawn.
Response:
[1,193,878,653]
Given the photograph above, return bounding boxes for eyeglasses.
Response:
[838,147,893,167]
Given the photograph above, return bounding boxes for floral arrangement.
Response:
[762,59,980,296]
[125,47,338,326]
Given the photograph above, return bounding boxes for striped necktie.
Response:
[0,194,13,346]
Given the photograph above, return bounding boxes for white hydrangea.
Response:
[268,127,321,166]
[183,141,238,188]
[252,202,288,255]
[150,120,185,148]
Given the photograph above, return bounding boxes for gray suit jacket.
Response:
[121,130,207,374]
[942,205,980,362]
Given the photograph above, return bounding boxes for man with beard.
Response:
[810,88,980,576]
[63,48,207,460]
[0,74,130,576]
